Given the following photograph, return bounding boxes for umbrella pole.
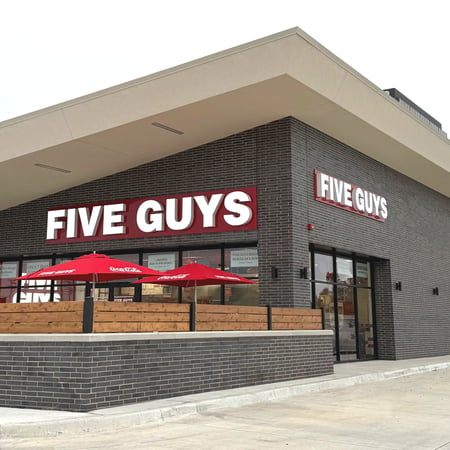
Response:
[92,274,96,301]
[194,280,197,305]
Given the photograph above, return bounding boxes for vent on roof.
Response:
[384,88,446,136]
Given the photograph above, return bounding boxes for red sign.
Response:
[314,170,388,222]
[46,188,257,244]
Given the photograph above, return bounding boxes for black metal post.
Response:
[190,302,196,331]
[83,297,94,333]
[267,305,272,330]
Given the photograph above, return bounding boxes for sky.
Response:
[1,0,449,132]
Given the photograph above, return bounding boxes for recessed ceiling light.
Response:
[151,122,184,135]
[34,163,72,173]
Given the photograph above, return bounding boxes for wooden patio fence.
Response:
[0,300,323,334]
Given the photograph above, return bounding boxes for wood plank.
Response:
[196,322,267,331]
[94,302,190,313]
[93,321,190,333]
[94,311,189,323]
[272,315,322,323]
[0,311,83,323]
[0,322,83,333]
[0,302,83,313]
[272,322,320,329]
[196,304,267,315]
[196,313,267,323]
[272,308,321,316]
[272,322,322,330]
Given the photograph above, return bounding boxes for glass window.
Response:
[224,283,259,306]
[182,284,221,304]
[314,254,333,282]
[336,257,353,285]
[141,251,180,303]
[356,261,371,287]
[107,253,140,282]
[94,287,110,302]
[0,247,262,304]
[19,280,53,303]
[223,247,258,305]
[55,257,74,264]
[52,258,86,301]
[20,259,53,303]
[337,285,357,361]
[143,251,178,272]
[315,282,336,355]
[57,284,86,302]
[21,259,52,279]
[0,261,19,288]
[113,286,136,302]
[141,283,179,303]
[0,287,18,303]
[357,288,375,358]
[225,248,258,278]
[109,253,139,264]
[181,249,222,303]
[182,249,221,269]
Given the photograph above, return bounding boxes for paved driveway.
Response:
[2,369,450,450]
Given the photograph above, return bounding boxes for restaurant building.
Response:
[0,27,449,363]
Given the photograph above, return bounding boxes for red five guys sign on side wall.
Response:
[314,170,388,222]
[46,188,257,244]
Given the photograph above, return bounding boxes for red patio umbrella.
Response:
[133,262,257,304]
[16,253,163,299]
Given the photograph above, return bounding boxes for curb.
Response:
[1,361,450,439]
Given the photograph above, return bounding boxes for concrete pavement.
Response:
[1,355,450,442]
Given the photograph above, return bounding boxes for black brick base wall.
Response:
[0,332,333,412]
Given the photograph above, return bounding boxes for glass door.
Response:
[355,260,374,358]
[336,285,357,361]
[336,257,357,361]
[311,250,375,361]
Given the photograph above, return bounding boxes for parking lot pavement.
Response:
[2,367,450,450]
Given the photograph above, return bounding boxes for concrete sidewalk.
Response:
[1,355,450,439]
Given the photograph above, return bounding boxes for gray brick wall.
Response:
[0,117,449,360]
[372,259,396,360]
[0,333,333,412]
[300,120,450,359]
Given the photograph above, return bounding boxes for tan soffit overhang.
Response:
[0,27,449,211]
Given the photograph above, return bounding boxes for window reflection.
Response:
[1,247,259,305]
[141,283,179,303]
[224,247,258,305]
[315,282,335,355]
[0,261,19,288]
[357,288,374,357]
[57,285,86,301]
[336,257,353,285]
[182,249,221,268]
[225,248,258,278]
[314,254,333,282]
[0,261,19,303]
[19,259,53,303]
[356,261,371,287]
[143,252,178,272]
[224,283,259,306]
[337,285,357,361]
[182,284,221,304]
